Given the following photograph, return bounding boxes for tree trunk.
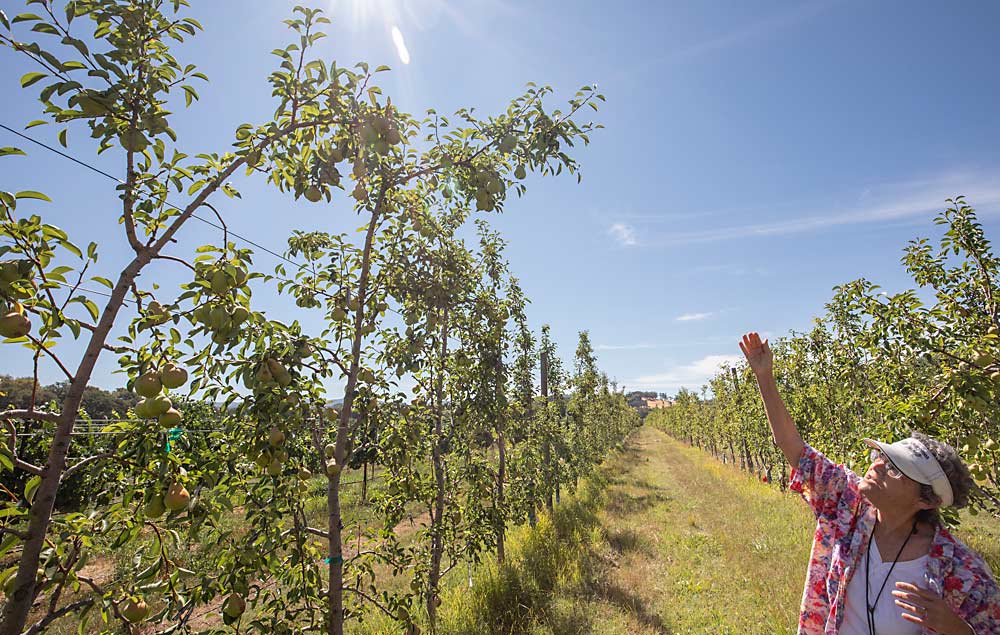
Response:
[541,351,552,513]
[0,254,149,635]
[325,205,381,635]
[326,470,345,635]
[495,358,506,566]
[428,306,448,631]
[361,461,368,503]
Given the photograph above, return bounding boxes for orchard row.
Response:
[0,3,635,635]
[648,198,1000,523]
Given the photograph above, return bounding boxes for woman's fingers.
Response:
[894,582,934,600]
[893,596,923,614]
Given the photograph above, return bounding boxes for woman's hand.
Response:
[892,581,973,635]
[739,332,773,378]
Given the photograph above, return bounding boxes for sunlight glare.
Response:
[391,26,411,64]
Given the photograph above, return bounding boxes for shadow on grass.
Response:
[603,489,672,516]
[606,527,651,556]
[589,579,672,634]
[438,457,676,635]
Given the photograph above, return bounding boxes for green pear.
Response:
[149,394,172,416]
[498,134,517,153]
[268,426,286,447]
[255,451,271,468]
[210,270,232,294]
[0,312,30,338]
[134,372,162,398]
[144,494,166,519]
[231,306,250,325]
[304,186,323,203]
[134,398,155,419]
[121,597,149,623]
[266,358,291,387]
[255,363,274,384]
[159,408,182,428]
[222,593,246,618]
[160,363,187,389]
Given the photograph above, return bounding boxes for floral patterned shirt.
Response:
[789,443,1000,634]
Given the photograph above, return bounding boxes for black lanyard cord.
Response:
[865,518,918,635]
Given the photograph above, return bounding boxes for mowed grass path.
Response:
[546,426,1000,635]
[565,426,813,634]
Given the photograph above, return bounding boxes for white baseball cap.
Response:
[864,437,954,508]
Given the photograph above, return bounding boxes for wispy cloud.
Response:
[676,312,714,322]
[627,354,742,394]
[608,222,637,247]
[596,343,658,351]
[605,172,1000,247]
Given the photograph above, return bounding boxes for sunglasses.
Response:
[869,448,904,480]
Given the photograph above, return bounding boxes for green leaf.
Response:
[20,71,47,87]
[24,120,48,129]
[58,128,67,148]
[11,12,43,23]
[63,36,89,57]
[81,298,99,321]
[61,240,82,258]
[0,535,19,559]
[15,190,51,202]
[31,22,59,35]
[91,276,113,289]
[24,475,41,505]
[0,147,26,157]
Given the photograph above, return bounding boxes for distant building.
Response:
[642,398,673,409]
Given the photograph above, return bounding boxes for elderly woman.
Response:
[739,332,1000,634]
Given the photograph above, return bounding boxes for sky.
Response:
[1,0,999,397]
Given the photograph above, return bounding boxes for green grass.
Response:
[422,426,1000,635]
[29,427,1000,634]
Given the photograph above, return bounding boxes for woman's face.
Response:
[858,449,927,512]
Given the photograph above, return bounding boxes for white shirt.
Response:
[839,539,928,635]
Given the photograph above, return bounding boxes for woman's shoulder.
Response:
[934,526,998,581]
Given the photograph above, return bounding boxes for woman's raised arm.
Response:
[739,332,804,466]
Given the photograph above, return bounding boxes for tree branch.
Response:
[25,333,74,381]
[152,253,197,273]
[303,526,331,539]
[15,458,45,476]
[22,598,94,635]
[63,452,116,480]
[341,586,395,620]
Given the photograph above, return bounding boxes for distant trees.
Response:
[0,375,138,419]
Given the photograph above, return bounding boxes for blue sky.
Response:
[2,0,999,396]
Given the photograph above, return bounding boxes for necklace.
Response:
[865,518,918,635]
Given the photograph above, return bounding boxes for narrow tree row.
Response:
[0,3,636,635]
[648,198,1000,522]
